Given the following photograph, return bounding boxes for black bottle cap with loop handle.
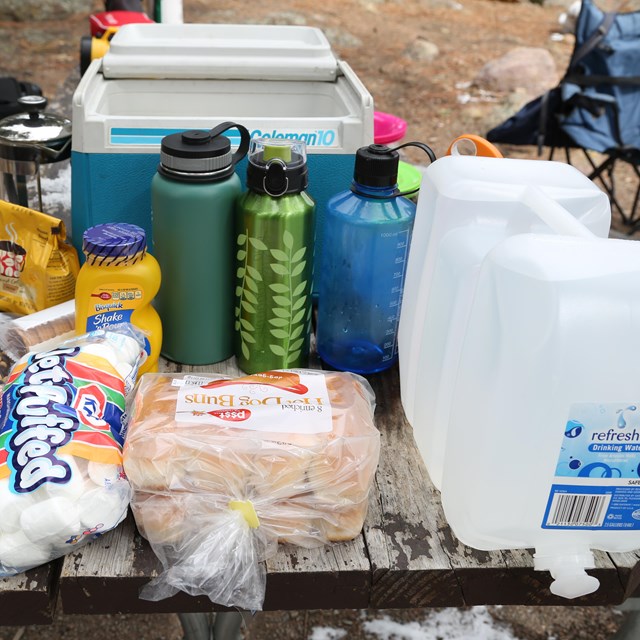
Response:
[158,121,250,183]
[350,141,436,199]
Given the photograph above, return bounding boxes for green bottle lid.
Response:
[397,161,422,196]
[263,143,292,163]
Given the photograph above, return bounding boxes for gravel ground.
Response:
[0,604,629,639]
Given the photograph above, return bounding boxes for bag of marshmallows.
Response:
[0,326,145,576]
[124,369,380,611]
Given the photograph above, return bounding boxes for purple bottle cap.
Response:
[82,223,147,266]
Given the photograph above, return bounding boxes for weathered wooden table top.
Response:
[2,355,640,626]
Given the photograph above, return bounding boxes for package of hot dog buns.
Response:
[123,369,380,610]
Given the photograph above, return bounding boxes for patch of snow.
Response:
[362,607,522,640]
[40,162,71,214]
[308,627,348,640]
[457,89,499,105]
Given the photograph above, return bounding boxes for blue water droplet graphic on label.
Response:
[578,462,621,478]
[616,405,637,428]
[565,420,584,438]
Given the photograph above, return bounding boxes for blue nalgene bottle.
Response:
[316,142,435,374]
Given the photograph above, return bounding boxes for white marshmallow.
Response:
[115,362,133,382]
[0,530,52,572]
[20,496,81,545]
[78,486,129,531]
[105,332,143,366]
[0,479,34,534]
[87,461,123,488]
[81,343,120,372]
[43,455,89,502]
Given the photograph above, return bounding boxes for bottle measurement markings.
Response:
[382,228,411,360]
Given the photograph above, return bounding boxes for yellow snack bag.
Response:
[0,200,79,315]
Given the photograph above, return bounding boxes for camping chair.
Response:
[487,0,640,231]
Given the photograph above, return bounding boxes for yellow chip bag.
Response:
[0,200,79,315]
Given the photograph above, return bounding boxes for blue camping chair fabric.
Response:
[487,0,640,229]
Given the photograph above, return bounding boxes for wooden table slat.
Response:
[265,540,370,609]
[364,369,464,608]
[60,356,371,613]
[60,513,223,615]
[51,358,640,614]
[609,550,640,600]
[0,561,61,625]
[362,367,633,607]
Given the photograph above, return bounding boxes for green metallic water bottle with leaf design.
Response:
[235,138,315,374]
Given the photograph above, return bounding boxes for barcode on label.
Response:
[546,492,611,527]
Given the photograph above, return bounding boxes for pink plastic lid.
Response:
[374,111,407,145]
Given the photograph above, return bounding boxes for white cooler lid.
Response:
[102,23,339,81]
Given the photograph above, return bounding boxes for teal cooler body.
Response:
[71,24,374,288]
[72,150,355,260]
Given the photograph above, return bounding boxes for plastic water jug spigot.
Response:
[533,549,600,599]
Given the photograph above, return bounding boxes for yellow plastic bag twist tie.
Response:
[228,500,260,529]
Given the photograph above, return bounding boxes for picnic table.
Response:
[3,349,640,638]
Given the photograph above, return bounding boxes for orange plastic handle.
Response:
[446,135,503,158]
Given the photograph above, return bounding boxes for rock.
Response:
[419,0,464,7]
[474,47,558,97]
[557,0,581,33]
[323,27,362,48]
[262,11,307,25]
[484,88,531,130]
[545,0,578,7]
[403,38,440,63]
[357,0,386,8]
[0,0,87,21]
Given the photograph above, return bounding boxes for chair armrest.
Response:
[560,81,623,145]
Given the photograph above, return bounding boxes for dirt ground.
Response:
[3,0,576,159]
[0,0,637,638]
[3,0,638,229]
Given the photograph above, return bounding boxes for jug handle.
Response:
[447,135,503,158]
[521,186,596,239]
[210,121,251,166]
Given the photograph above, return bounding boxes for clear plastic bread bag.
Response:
[123,369,381,611]
[0,324,146,576]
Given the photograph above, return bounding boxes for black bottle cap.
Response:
[158,129,233,182]
[246,139,308,196]
[353,144,399,188]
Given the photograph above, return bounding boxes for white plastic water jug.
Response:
[441,232,640,599]
[398,156,611,490]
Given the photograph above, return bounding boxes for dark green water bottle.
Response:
[235,139,315,374]
[152,122,250,364]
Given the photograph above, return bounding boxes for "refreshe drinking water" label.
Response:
[543,403,640,530]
